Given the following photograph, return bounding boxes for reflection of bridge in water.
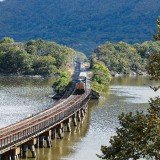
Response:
[0,63,91,160]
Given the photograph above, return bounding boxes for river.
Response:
[0,76,159,160]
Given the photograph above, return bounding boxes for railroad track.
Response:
[0,64,79,139]
[0,92,90,153]
[0,61,91,154]
[0,92,85,139]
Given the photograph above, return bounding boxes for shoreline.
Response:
[0,73,57,78]
[111,72,148,77]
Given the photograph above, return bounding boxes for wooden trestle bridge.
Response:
[0,65,92,160]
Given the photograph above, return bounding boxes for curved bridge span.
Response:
[0,75,91,160]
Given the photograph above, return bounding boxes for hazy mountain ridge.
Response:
[0,0,160,55]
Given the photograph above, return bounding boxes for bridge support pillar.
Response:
[55,123,63,139]
[21,144,28,158]
[51,128,56,139]
[81,108,85,117]
[39,136,45,148]
[72,114,77,126]
[39,130,52,148]
[22,138,37,158]
[66,118,71,132]
[57,128,63,139]
[35,137,39,148]
[44,130,52,148]
[2,147,21,160]
[1,154,8,160]
[11,155,19,160]
[45,136,52,148]
[85,104,88,113]
[28,145,36,158]
[77,110,81,122]
[63,118,71,132]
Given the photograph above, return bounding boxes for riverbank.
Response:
[111,71,148,77]
[0,76,159,159]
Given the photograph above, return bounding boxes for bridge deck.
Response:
[0,78,91,155]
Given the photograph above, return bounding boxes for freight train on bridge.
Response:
[0,62,91,160]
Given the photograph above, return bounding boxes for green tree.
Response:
[52,71,71,93]
[98,17,160,160]
[148,16,160,81]
[98,97,160,160]
[0,38,78,76]
[92,40,160,75]
[91,59,111,93]
[32,55,57,75]
[0,37,14,43]
[147,52,160,81]
[18,53,33,74]
[153,16,160,41]
[93,62,111,85]
[0,46,31,73]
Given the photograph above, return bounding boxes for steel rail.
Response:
[0,63,91,153]
[0,62,79,134]
[0,93,80,137]
[0,93,90,152]
[0,91,87,138]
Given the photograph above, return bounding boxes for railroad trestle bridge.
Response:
[0,77,91,160]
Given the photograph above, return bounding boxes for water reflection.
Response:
[0,76,159,160]
[111,76,160,103]
[31,112,91,160]
[0,76,55,128]
[111,75,160,86]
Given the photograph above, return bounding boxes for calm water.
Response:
[0,76,159,160]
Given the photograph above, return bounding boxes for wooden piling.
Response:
[81,109,85,117]
[77,110,81,122]
[21,144,28,158]
[57,128,63,139]
[55,123,64,139]
[66,121,71,132]
[39,136,45,148]
[28,145,36,158]
[51,128,56,139]
[72,114,77,126]
[64,118,72,132]
[35,137,39,148]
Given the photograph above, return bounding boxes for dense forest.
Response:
[0,37,88,93]
[0,37,78,76]
[92,41,160,74]
[98,16,160,160]
[0,0,159,55]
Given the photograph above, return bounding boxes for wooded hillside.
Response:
[0,0,159,55]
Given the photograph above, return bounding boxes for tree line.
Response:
[97,16,160,160]
[92,40,160,75]
[0,37,77,76]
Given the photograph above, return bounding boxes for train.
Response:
[75,72,87,94]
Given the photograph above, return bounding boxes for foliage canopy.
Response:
[91,58,111,93]
[93,41,160,74]
[98,17,160,160]
[0,38,77,76]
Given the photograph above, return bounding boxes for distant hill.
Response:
[0,0,160,55]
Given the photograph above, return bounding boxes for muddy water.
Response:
[0,76,159,160]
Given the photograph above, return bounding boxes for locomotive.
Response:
[75,72,87,94]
